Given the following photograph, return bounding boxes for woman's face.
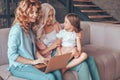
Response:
[29,6,39,22]
[64,17,74,31]
[46,9,54,26]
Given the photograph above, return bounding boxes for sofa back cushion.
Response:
[89,22,120,50]
[0,28,10,65]
[81,21,90,46]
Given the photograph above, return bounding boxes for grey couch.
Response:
[0,21,120,80]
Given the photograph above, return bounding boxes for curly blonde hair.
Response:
[12,0,41,34]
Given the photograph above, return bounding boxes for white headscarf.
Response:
[36,3,56,40]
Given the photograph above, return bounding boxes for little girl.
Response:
[56,13,88,74]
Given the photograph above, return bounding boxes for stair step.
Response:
[73,0,92,2]
[88,15,112,19]
[74,4,97,7]
[101,21,120,24]
[81,10,105,13]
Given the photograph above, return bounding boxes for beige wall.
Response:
[91,0,120,21]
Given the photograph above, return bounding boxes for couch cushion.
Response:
[63,71,78,80]
[0,64,78,80]
[0,64,10,80]
[0,28,10,65]
[7,76,26,80]
[0,76,4,80]
[83,44,120,80]
[0,64,25,80]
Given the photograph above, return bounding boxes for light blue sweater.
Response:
[8,23,36,69]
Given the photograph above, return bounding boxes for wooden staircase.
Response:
[72,0,120,24]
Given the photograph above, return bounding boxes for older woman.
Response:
[7,0,60,80]
[34,3,93,80]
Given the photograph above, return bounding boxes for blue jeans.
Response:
[86,56,100,80]
[70,62,92,80]
[10,65,62,80]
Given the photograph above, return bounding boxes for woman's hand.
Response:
[33,57,50,65]
[43,58,50,65]
[61,67,68,75]
[52,38,62,48]
[56,38,62,47]
[37,39,62,55]
[33,58,44,65]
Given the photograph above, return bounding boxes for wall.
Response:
[41,0,67,23]
[49,0,67,23]
[91,0,120,21]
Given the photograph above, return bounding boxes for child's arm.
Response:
[76,32,82,54]
[71,32,82,58]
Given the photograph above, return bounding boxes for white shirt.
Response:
[43,30,57,47]
[56,29,76,47]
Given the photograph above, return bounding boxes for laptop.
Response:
[35,53,72,73]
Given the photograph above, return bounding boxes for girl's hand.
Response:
[61,67,68,75]
[72,48,80,58]
[51,41,60,48]
[74,52,80,58]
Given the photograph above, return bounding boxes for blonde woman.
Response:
[34,3,92,80]
[7,0,58,80]
[33,3,62,80]
[34,3,62,58]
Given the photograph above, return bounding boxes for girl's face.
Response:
[64,17,74,31]
[29,6,39,22]
[46,9,54,26]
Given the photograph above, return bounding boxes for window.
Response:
[0,0,20,28]
[0,0,50,28]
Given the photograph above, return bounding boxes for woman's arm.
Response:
[41,39,61,54]
[8,26,43,65]
[41,20,63,54]
[16,56,41,65]
[16,52,49,65]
